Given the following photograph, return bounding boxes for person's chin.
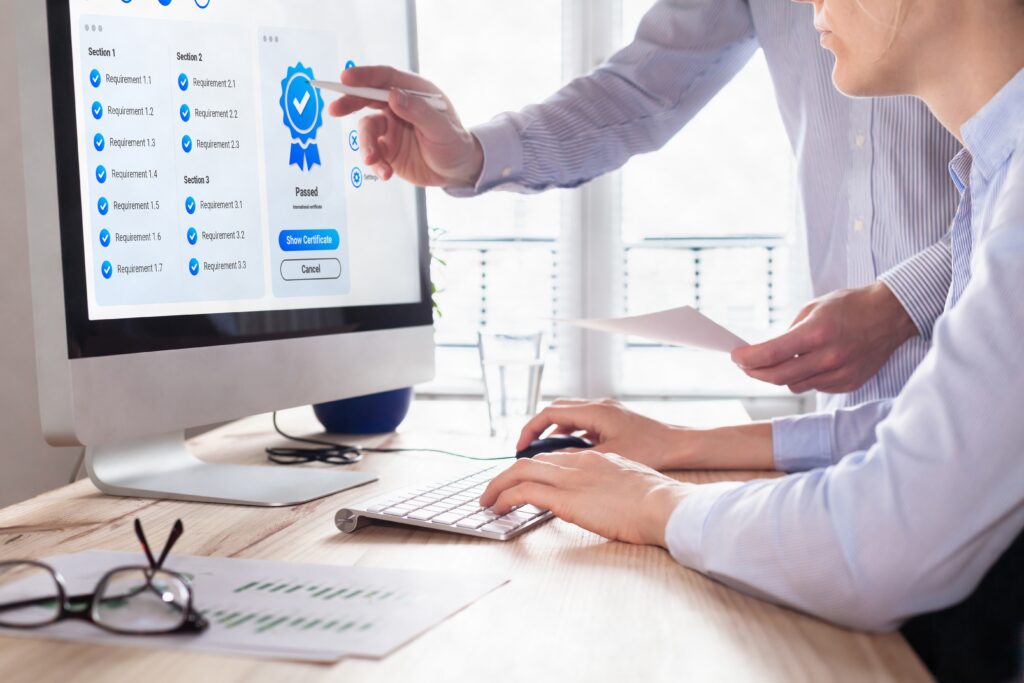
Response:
[831,64,886,98]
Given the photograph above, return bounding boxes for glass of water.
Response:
[477,329,545,438]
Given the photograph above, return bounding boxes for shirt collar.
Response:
[948,148,972,194]
[960,66,1024,182]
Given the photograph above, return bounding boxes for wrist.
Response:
[662,426,709,469]
[456,133,485,187]
[870,281,918,344]
[644,482,692,548]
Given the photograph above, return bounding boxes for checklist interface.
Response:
[81,15,265,308]
[70,1,423,322]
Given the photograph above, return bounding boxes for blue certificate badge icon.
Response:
[279,62,324,171]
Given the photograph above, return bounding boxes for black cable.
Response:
[265,411,514,465]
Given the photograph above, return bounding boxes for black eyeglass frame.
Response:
[0,519,207,635]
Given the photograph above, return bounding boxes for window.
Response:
[417,1,801,399]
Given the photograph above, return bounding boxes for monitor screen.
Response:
[47,0,431,358]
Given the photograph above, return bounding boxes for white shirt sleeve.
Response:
[665,210,1024,632]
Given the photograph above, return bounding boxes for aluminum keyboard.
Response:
[335,466,552,541]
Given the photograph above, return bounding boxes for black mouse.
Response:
[515,434,595,459]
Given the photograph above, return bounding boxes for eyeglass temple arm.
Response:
[154,519,185,570]
[134,518,184,571]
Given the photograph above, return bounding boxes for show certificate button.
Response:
[280,258,342,281]
[278,229,340,252]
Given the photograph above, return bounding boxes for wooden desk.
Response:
[0,400,930,682]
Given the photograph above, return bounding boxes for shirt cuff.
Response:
[665,481,745,572]
[877,241,952,340]
[770,412,834,472]
[444,116,524,198]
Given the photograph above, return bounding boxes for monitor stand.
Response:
[84,432,376,506]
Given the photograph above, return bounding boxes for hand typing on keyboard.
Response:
[479,451,694,547]
[335,467,553,541]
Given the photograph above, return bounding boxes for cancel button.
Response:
[280,258,342,281]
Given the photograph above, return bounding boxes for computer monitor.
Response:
[15,0,434,506]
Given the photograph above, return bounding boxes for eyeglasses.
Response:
[0,519,207,635]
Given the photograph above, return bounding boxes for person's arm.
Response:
[481,198,1024,631]
[770,398,893,472]
[877,236,953,341]
[666,218,1024,631]
[457,0,758,196]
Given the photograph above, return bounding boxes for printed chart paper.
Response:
[558,306,749,352]
[0,550,507,662]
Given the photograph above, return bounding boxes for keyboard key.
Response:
[480,519,520,533]
[383,506,413,516]
[456,515,491,529]
[501,510,535,524]
[518,505,546,515]
[407,509,439,521]
[430,513,462,525]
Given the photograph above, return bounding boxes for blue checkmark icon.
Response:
[189,258,200,276]
[99,229,111,247]
[186,227,198,245]
[96,165,107,184]
[89,69,101,88]
[92,101,103,120]
[180,104,191,122]
[178,73,189,91]
[181,135,192,153]
[101,261,113,279]
[93,133,105,152]
[97,197,109,216]
[185,196,196,214]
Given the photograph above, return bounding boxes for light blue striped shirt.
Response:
[459,0,960,413]
[668,67,1024,630]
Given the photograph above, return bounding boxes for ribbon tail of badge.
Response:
[553,306,751,353]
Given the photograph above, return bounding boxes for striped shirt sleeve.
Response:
[877,236,953,340]
[447,0,758,197]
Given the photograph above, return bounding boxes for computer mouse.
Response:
[515,434,595,459]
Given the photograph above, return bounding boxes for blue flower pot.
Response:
[313,387,414,434]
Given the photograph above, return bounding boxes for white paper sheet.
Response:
[0,550,507,663]
[558,306,749,353]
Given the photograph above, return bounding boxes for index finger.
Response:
[341,65,442,95]
[516,405,604,452]
[730,325,814,370]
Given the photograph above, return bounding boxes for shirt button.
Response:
[501,167,512,178]
[853,219,865,232]
[855,134,866,147]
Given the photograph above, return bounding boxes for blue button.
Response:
[181,134,193,153]
[348,130,359,152]
[180,103,191,122]
[95,165,107,184]
[99,229,111,247]
[186,227,198,245]
[159,0,173,6]
[93,133,105,151]
[91,101,103,120]
[184,196,196,214]
[97,197,109,216]
[345,60,356,70]
[189,257,200,276]
[101,260,113,279]
[89,69,102,88]
[351,166,363,188]
[178,72,189,91]
[278,229,340,252]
